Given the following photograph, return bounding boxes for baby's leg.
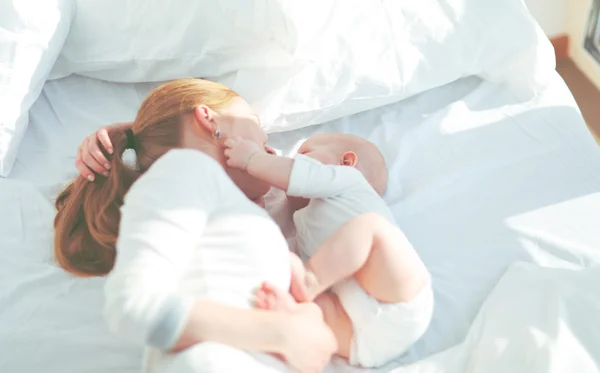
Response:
[314,292,353,360]
[306,213,429,304]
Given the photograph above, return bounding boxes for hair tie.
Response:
[124,128,135,150]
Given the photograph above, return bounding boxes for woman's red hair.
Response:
[54,79,238,277]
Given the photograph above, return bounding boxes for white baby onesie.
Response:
[287,154,433,368]
[104,149,291,373]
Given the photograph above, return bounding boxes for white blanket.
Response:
[335,263,600,373]
[450,262,600,373]
[396,263,600,373]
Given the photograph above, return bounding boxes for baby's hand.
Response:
[223,136,262,170]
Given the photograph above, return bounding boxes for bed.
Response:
[2,1,600,373]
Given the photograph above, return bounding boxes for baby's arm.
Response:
[224,137,363,199]
[224,137,293,191]
[247,153,294,191]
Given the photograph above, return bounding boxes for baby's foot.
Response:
[291,270,322,303]
[289,253,322,302]
[255,282,298,312]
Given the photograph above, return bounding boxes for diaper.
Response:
[333,278,434,368]
[144,343,291,373]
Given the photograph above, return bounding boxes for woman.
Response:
[54,79,336,373]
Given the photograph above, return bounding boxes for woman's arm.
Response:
[172,301,288,353]
[174,298,336,373]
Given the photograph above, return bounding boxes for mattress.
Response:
[1,70,600,373]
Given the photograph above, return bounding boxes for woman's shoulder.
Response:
[143,149,227,181]
[155,148,223,172]
[128,149,230,200]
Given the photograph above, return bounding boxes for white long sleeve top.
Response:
[104,149,291,350]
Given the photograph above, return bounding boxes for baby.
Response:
[224,133,433,368]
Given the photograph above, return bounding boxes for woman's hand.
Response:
[75,122,132,181]
[170,294,336,373]
[281,303,337,373]
[255,282,336,373]
[223,136,262,170]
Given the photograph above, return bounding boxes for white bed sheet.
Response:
[1,71,600,373]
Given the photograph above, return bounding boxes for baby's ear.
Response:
[341,151,358,166]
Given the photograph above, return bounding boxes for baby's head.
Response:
[297,133,388,195]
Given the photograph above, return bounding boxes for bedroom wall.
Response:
[527,0,600,90]
[567,0,600,90]
[525,0,569,36]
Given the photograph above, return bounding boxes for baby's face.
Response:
[297,136,342,165]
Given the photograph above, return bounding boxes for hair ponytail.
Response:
[54,130,139,277]
[54,78,239,277]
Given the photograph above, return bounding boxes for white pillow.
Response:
[48,0,297,83]
[232,0,555,133]
[47,0,554,136]
[0,0,74,177]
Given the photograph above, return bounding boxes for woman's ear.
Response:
[341,151,358,166]
[193,105,216,134]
